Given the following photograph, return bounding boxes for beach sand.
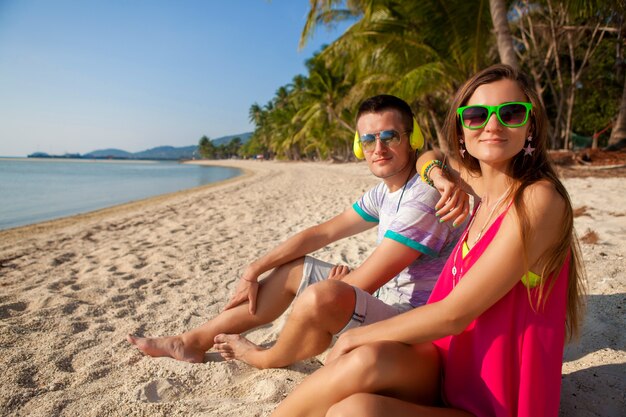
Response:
[0,160,623,416]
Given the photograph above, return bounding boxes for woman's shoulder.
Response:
[521,179,564,203]
[516,179,567,223]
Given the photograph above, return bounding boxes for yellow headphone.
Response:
[353,118,425,160]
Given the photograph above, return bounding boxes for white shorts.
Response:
[297,256,412,336]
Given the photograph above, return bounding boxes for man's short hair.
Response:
[356,95,414,132]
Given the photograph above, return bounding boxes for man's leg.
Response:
[213,279,357,368]
[127,258,305,363]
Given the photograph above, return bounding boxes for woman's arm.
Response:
[416,150,478,227]
[326,180,566,361]
[417,149,481,200]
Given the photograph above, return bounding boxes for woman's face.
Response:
[462,79,531,168]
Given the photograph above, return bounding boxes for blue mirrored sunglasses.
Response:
[359,130,403,152]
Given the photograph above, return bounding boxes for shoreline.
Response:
[0,161,249,238]
[0,157,164,164]
[0,160,623,416]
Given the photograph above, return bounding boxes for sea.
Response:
[0,158,241,230]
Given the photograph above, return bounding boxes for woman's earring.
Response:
[459,137,466,158]
[523,135,535,156]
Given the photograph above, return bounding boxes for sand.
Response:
[0,159,623,416]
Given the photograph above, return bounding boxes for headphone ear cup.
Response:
[353,131,364,159]
[410,118,425,150]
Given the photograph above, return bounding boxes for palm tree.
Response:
[248,102,271,158]
[489,0,519,69]
[291,54,355,160]
[299,0,362,50]
[257,84,303,160]
[198,136,214,159]
[301,0,493,150]
[610,81,626,148]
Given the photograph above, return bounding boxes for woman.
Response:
[269,64,585,417]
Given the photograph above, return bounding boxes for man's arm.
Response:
[341,238,421,293]
[244,208,375,281]
[224,208,375,313]
[339,175,457,297]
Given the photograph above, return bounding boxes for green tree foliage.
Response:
[571,41,622,147]
[245,0,624,159]
[510,0,623,148]
[198,135,244,160]
[198,135,215,159]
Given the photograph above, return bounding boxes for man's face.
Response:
[356,110,412,182]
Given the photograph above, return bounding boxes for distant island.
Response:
[28,132,252,161]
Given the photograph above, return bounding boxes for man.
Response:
[128,95,466,368]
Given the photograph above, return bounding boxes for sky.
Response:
[0,1,353,157]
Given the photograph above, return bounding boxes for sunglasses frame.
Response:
[457,102,533,130]
[359,129,405,152]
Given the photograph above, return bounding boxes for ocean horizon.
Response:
[0,158,241,230]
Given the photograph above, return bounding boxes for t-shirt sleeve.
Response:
[383,187,452,257]
[352,184,381,223]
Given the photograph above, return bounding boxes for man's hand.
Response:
[223,274,259,315]
[328,264,351,281]
[430,167,470,227]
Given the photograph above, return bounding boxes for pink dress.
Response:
[428,207,569,417]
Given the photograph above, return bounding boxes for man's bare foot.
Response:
[213,334,269,369]
[127,334,205,363]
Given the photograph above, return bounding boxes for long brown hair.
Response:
[442,64,585,340]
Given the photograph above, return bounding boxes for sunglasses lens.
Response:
[360,134,376,150]
[461,107,488,128]
[360,130,401,151]
[499,104,528,126]
[379,130,400,144]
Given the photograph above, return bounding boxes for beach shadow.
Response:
[203,343,324,375]
[204,352,226,362]
[204,340,274,363]
[287,357,324,375]
[563,293,625,363]
[560,363,625,417]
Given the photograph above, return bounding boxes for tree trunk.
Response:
[608,78,626,146]
[426,107,446,152]
[564,87,576,150]
[489,0,519,69]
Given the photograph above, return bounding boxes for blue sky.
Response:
[0,1,352,157]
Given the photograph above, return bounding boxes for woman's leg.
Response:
[327,393,473,417]
[270,340,441,417]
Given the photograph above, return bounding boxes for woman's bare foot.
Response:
[213,334,269,369]
[127,334,205,363]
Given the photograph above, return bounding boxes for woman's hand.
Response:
[328,264,351,281]
[325,328,362,364]
[430,167,470,227]
[223,271,260,315]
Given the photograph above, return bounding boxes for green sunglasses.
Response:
[457,102,533,130]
